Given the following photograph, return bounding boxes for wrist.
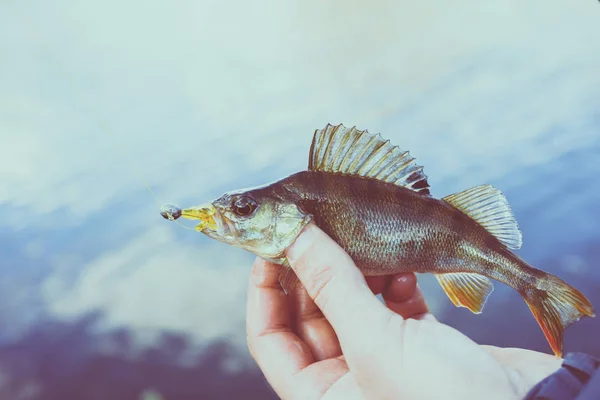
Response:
[523,352,600,399]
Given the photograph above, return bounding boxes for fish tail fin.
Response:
[522,274,595,357]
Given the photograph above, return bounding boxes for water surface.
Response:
[1,1,599,398]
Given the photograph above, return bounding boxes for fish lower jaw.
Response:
[195,222,208,232]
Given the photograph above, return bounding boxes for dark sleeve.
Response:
[524,352,600,400]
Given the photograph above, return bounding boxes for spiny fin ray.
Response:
[443,185,523,249]
[308,123,431,195]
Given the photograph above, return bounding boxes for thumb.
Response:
[284,223,393,346]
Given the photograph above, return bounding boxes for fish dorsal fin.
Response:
[435,272,494,314]
[308,123,431,195]
[443,185,523,250]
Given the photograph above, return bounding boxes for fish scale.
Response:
[165,123,595,358]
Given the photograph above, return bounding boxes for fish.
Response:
[162,123,595,357]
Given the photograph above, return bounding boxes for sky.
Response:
[1,0,600,398]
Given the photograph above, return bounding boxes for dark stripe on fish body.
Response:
[446,203,503,250]
[365,175,382,197]
[311,169,326,195]
[450,206,466,237]
[484,229,501,249]
[412,188,435,226]
[418,230,438,267]
[337,173,353,200]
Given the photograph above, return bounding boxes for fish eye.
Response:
[232,195,257,217]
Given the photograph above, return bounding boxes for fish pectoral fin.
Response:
[308,123,431,196]
[442,185,523,250]
[435,272,494,314]
[277,260,302,295]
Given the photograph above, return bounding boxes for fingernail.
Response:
[286,225,314,263]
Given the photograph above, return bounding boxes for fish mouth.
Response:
[178,203,239,244]
[180,204,221,233]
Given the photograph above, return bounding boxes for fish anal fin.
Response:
[435,272,494,314]
[308,123,431,196]
[277,260,302,295]
[443,185,523,250]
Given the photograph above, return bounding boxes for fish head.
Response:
[180,186,311,259]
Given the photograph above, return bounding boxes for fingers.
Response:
[246,258,314,398]
[291,287,342,361]
[284,223,393,350]
[366,276,391,295]
[367,273,431,319]
[382,273,431,319]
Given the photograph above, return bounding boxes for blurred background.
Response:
[1,0,600,399]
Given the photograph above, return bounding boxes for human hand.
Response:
[246,223,562,399]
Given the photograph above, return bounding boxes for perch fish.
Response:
[161,124,595,357]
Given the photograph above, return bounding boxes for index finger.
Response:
[383,273,431,319]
